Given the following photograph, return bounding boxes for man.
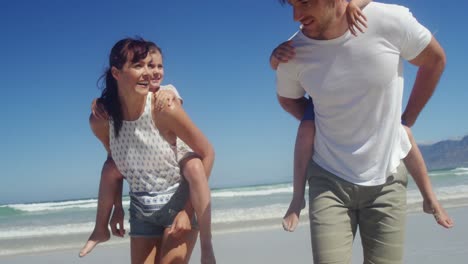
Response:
[274,0,445,263]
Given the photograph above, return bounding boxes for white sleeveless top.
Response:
[109,91,181,216]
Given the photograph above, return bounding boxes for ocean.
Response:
[1,167,468,256]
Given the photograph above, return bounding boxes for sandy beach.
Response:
[1,206,466,264]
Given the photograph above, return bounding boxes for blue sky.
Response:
[1,0,467,204]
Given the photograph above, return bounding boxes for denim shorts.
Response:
[129,180,197,237]
[302,97,315,121]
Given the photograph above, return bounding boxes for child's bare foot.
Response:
[282,198,305,232]
[201,243,216,264]
[79,228,110,257]
[423,199,454,228]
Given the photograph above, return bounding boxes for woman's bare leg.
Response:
[131,237,161,264]
[159,228,198,264]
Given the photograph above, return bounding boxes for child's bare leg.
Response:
[181,157,215,264]
[283,120,315,232]
[402,126,454,228]
[80,157,124,257]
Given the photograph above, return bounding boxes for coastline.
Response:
[1,206,466,264]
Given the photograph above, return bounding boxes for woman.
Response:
[88,37,215,264]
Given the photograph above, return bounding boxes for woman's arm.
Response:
[89,113,111,152]
[154,101,214,177]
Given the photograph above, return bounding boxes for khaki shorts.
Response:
[307,161,408,264]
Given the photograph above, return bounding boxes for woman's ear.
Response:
[111,66,120,80]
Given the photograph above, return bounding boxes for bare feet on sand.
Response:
[423,199,454,228]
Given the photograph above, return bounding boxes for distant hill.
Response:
[419,135,468,170]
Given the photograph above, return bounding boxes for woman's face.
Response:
[113,53,153,96]
[149,52,164,92]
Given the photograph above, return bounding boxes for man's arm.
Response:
[402,36,446,127]
[277,95,308,121]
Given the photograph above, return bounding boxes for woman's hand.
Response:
[168,210,192,237]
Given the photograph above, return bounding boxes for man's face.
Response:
[288,0,335,39]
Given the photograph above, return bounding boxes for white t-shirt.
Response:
[276,3,432,185]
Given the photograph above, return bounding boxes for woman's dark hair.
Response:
[97,37,161,137]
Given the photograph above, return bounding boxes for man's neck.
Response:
[320,1,349,40]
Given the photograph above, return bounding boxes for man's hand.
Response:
[270,40,296,70]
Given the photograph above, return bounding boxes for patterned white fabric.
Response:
[110,91,181,215]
